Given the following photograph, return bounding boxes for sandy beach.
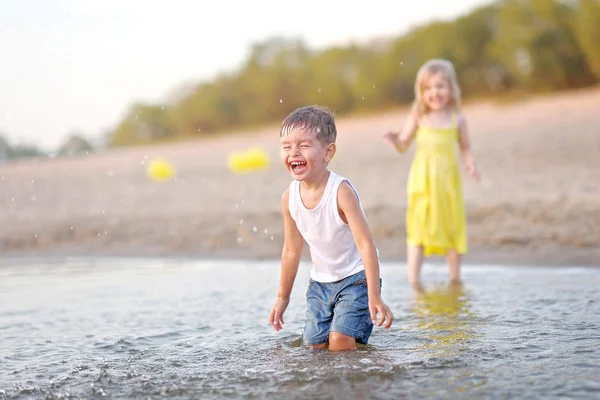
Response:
[1,88,599,266]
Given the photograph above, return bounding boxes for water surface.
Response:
[1,258,599,399]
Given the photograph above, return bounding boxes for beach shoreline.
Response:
[2,88,599,267]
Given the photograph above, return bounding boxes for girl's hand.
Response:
[383,131,408,152]
[465,160,480,182]
[382,131,399,147]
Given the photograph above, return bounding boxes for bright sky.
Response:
[0,0,489,151]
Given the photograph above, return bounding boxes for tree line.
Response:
[3,0,599,159]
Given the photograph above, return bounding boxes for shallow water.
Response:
[0,258,599,399]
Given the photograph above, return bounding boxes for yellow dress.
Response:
[406,113,467,256]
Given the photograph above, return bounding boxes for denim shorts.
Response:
[303,269,381,346]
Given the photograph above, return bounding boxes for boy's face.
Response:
[280,127,335,181]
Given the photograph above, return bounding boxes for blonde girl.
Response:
[383,59,479,289]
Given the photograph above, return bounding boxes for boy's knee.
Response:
[328,331,356,351]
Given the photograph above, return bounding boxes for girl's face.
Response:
[423,72,452,111]
[280,127,334,182]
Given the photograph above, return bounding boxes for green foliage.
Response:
[57,133,95,157]
[0,134,47,162]
[572,0,600,79]
[106,0,599,147]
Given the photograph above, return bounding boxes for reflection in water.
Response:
[412,282,475,357]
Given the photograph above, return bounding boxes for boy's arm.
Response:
[383,112,419,153]
[457,114,480,181]
[337,182,393,329]
[270,188,304,331]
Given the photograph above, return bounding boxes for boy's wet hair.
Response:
[280,105,337,145]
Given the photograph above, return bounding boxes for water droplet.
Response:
[279,99,283,103]
[34,234,37,238]
[252,226,257,233]
[362,96,365,100]
[240,219,244,224]
[70,226,74,230]
[235,204,239,208]
[120,198,124,202]
[264,228,268,234]
[160,105,165,110]
[270,236,274,241]
[373,84,376,88]
[237,237,243,244]
[400,61,403,65]
[11,198,14,202]
[241,200,245,204]
[318,88,322,93]
[104,231,107,235]
[30,196,37,201]
[31,179,35,184]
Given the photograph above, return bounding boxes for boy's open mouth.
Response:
[290,161,307,174]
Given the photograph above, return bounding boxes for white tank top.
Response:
[288,171,367,282]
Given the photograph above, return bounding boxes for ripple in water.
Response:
[0,259,599,399]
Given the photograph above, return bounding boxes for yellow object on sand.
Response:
[227,147,269,173]
[147,158,175,181]
[406,113,467,256]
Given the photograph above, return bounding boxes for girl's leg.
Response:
[446,249,461,284]
[407,245,424,289]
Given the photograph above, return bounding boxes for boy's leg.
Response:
[331,270,375,351]
[407,245,424,289]
[303,280,333,348]
[328,332,356,351]
[446,249,461,284]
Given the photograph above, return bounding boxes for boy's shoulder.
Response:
[281,186,291,210]
[336,178,361,205]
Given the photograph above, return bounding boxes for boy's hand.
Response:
[269,297,290,331]
[369,296,394,329]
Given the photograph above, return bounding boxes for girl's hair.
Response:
[411,59,462,116]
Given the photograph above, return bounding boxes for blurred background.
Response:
[1,0,599,155]
[1,0,599,264]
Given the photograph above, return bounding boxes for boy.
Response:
[269,105,394,351]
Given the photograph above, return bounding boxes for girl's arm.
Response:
[457,114,480,181]
[383,112,419,153]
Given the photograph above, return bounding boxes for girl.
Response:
[383,59,479,289]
